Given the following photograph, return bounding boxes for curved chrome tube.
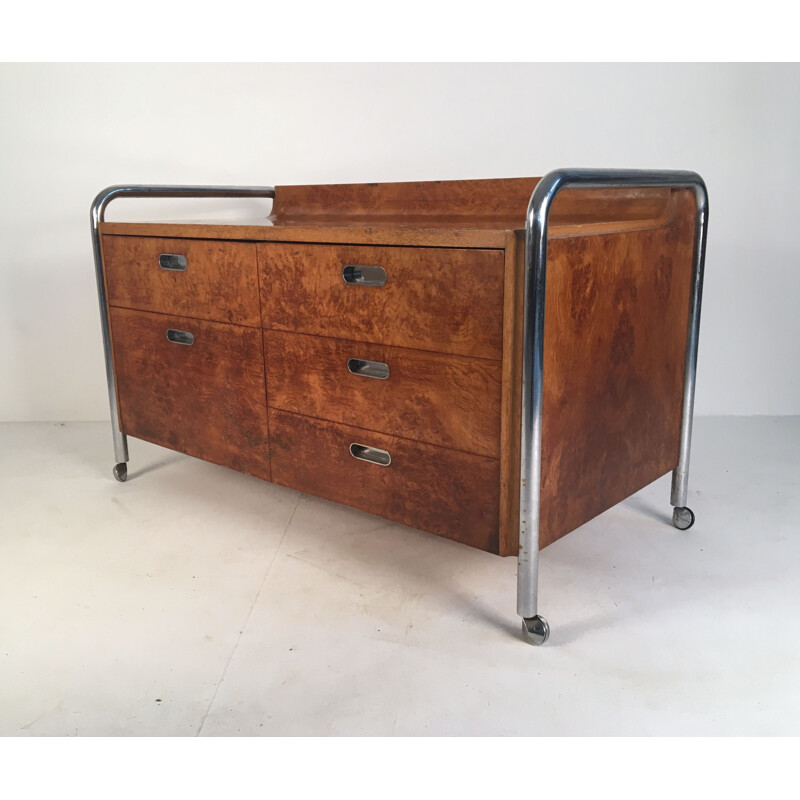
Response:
[518,169,709,622]
[90,184,276,468]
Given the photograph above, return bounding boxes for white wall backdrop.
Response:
[1,63,798,421]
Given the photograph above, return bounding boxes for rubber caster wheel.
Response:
[672,506,695,530]
[113,463,128,482]
[522,615,550,646]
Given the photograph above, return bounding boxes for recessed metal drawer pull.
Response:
[342,264,387,286]
[159,253,188,271]
[349,443,391,467]
[166,329,194,345]
[347,358,390,380]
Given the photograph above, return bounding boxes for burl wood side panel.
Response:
[269,409,501,552]
[259,243,505,360]
[103,235,261,326]
[537,190,697,548]
[266,330,502,457]
[498,231,526,556]
[274,178,670,225]
[111,308,270,480]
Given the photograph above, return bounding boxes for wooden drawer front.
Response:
[110,308,270,480]
[266,330,501,457]
[258,243,504,360]
[103,235,261,326]
[269,409,500,552]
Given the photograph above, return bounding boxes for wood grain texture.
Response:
[266,330,502,457]
[99,232,126,434]
[269,409,500,552]
[498,230,526,556]
[111,307,270,480]
[103,235,261,326]
[258,243,505,360]
[100,220,513,248]
[100,178,699,561]
[273,178,670,223]
[99,211,675,250]
[535,189,697,548]
[98,178,672,250]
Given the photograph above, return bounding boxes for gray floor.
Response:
[1,417,798,736]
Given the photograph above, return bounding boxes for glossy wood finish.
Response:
[536,189,697,548]
[269,409,500,552]
[110,308,270,480]
[103,235,261,326]
[258,243,505,360]
[266,330,502,457]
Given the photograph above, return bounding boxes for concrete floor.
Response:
[0,417,798,736]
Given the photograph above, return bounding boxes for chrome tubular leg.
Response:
[517,177,556,646]
[517,170,708,644]
[90,185,275,481]
[91,196,129,480]
[670,183,709,530]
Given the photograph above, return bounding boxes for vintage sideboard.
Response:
[91,171,708,644]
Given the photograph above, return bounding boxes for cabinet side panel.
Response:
[538,189,697,547]
[498,232,526,556]
[99,234,126,434]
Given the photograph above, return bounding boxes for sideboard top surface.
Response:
[99,177,677,248]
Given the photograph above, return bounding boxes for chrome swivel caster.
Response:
[672,506,695,530]
[112,463,128,482]
[522,615,550,645]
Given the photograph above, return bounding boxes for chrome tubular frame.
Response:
[518,169,709,639]
[90,185,276,470]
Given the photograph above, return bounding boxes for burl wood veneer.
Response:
[258,243,505,360]
[269,409,501,552]
[103,236,261,326]
[538,191,695,547]
[100,177,697,557]
[266,330,502,458]
[110,307,270,481]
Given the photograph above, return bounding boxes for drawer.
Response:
[269,409,500,552]
[266,330,502,457]
[110,308,270,480]
[258,243,504,360]
[103,236,261,326]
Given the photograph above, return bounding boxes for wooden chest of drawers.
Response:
[92,172,708,644]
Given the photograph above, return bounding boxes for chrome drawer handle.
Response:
[342,264,387,287]
[349,443,391,467]
[159,253,188,271]
[166,329,194,346]
[347,358,390,380]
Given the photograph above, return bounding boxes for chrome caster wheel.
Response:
[522,615,550,646]
[112,463,128,482]
[672,506,695,530]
